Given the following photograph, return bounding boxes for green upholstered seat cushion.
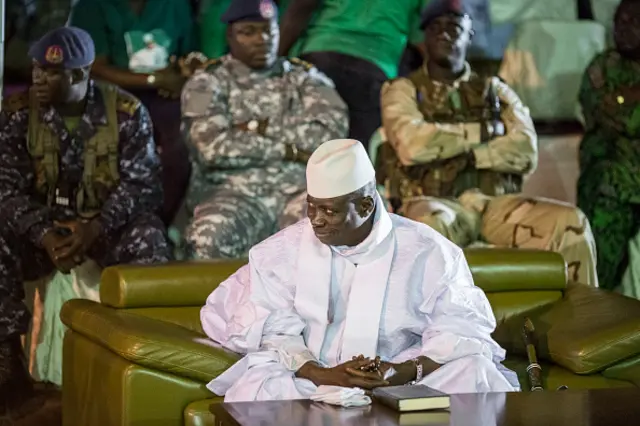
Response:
[61,299,240,384]
[495,284,640,375]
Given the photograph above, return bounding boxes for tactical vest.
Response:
[27,82,121,217]
[378,67,522,205]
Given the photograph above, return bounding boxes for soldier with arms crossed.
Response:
[379,0,598,286]
[181,0,348,259]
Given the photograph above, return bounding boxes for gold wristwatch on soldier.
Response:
[285,143,299,162]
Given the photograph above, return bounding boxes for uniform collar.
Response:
[224,54,289,78]
[84,80,109,126]
[422,61,472,89]
[38,80,108,142]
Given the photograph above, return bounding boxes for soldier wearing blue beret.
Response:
[378,0,598,288]
[0,27,172,411]
[220,0,280,69]
[180,0,348,259]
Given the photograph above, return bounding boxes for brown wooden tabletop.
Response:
[211,387,640,426]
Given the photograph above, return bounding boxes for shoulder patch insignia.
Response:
[203,57,223,73]
[116,91,141,116]
[289,57,314,71]
[2,91,29,113]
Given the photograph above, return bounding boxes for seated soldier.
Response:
[181,0,348,259]
[379,0,598,287]
[0,27,171,413]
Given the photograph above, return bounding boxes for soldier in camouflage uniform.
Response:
[379,0,598,287]
[0,27,171,412]
[577,0,640,290]
[181,0,348,259]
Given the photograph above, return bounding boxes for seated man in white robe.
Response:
[201,138,520,402]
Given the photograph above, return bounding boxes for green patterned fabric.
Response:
[577,49,640,290]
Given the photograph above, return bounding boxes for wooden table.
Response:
[211,388,640,426]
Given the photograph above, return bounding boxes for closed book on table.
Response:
[373,385,450,412]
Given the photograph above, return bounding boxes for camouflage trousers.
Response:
[0,213,172,341]
[403,190,598,287]
[185,190,307,259]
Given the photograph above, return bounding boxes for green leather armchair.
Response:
[61,249,640,426]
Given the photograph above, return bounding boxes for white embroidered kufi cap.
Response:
[306,139,376,199]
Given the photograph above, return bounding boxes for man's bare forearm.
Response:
[278,0,320,56]
[295,361,322,385]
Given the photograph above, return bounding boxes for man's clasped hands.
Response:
[40,219,102,274]
[296,354,418,391]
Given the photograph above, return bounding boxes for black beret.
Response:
[28,26,95,69]
[420,0,473,30]
[221,0,278,25]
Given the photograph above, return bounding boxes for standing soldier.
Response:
[181,0,348,259]
[0,27,171,413]
[278,0,426,148]
[577,0,640,292]
[379,0,598,286]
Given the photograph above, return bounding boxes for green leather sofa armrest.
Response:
[495,283,640,375]
[61,299,241,383]
[184,398,221,426]
[464,248,567,292]
[101,260,247,308]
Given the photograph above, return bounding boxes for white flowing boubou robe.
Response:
[201,199,520,401]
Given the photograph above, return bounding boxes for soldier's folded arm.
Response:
[96,104,163,235]
[282,68,349,154]
[380,78,482,166]
[471,78,538,175]
[0,111,54,247]
[181,72,288,170]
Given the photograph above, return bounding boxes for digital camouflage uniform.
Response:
[181,55,348,259]
[379,63,598,287]
[577,49,640,290]
[0,81,172,340]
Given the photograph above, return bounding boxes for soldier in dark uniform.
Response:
[379,0,598,287]
[0,27,171,414]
